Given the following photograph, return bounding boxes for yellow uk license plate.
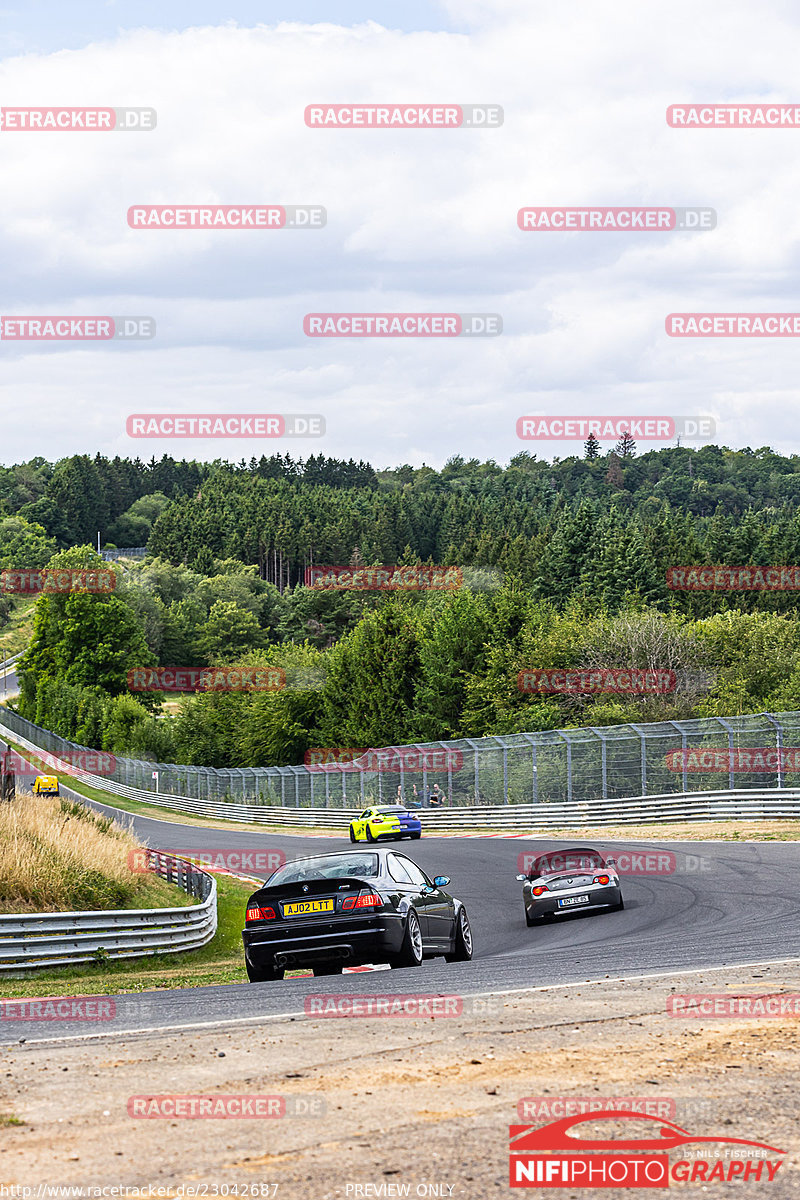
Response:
[283,899,335,917]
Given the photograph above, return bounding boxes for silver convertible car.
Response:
[516,846,624,927]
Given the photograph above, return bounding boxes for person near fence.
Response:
[0,744,15,802]
[428,783,446,807]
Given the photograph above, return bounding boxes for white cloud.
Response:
[2,3,800,466]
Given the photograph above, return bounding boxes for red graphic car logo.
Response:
[510,1111,785,1155]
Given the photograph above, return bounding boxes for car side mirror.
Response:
[606,857,615,866]
[516,873,527,881]
[433,875,450,887]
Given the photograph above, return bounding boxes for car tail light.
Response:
[246,906,276,921]
[593,874,610,886]
[531,885,549,897]
[341,890,382,911]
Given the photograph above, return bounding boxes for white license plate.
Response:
[558,894,590,908]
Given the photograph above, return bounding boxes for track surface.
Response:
[4,769,800,1044]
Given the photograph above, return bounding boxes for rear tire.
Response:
[313,965,343,976]
[410,831,421,839]
[390,909,423,969]
[366,826,375,843]
[525,910,537,927]
[246,960,285,983]
[613,894,625,911]
[445,907,473,962]
[349,825,357,843]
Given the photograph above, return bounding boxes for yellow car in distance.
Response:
[349,805,422,843]
[31,774,60,797]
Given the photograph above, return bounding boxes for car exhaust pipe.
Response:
[274,944,353,967]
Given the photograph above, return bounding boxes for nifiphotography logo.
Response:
[508,1111,785,1187]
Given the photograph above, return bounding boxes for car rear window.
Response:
[531,848,605,877]
[268,853,380,884]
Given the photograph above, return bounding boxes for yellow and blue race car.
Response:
[31,774,60,796]
[349,805,422,843]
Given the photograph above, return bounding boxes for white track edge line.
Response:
[7,954,800,1049]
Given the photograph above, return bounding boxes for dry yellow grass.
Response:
[0,794,174,913]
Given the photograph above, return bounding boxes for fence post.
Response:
[764,714,784,789]
[555,733,572,804]
[715,717,736,792]
[627,725,647,796]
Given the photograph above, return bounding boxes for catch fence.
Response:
[2,706,800,809]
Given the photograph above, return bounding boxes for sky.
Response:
[1,0,799,468]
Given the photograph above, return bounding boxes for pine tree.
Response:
[584,432,601,460]
[605,454,624,489]
[615,430,637,459]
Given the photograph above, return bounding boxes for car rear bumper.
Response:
[525,883,622,919]
[242,912,407,969]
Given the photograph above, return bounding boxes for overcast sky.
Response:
[1,0,799,469]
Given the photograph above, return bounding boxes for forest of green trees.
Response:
[5,441,800,768]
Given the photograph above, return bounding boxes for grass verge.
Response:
[0,598,35,658]
[0,793,193,914]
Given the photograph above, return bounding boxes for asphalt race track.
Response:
[4,774,800,1045]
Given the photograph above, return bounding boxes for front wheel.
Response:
[246,960,285,983]
[390,909,423,968]
[445,907,473,962]
[349,825,357,843]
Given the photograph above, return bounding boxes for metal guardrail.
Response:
[0,850,217,973]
